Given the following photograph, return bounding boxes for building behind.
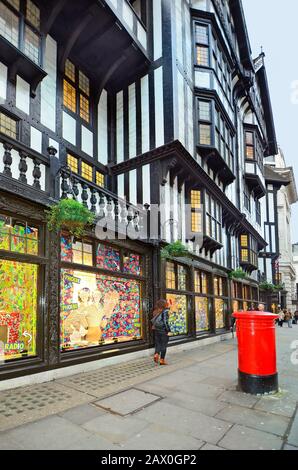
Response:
[0,0,285,382]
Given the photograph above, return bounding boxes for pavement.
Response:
[0,326,297,451]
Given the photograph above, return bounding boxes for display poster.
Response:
[215,298,225,329]
[195,297,209,332]
[60,269,142,350]
[0,260,38,361]
[166,294,188,335]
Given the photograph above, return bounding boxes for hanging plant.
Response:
[46,198,95,238]
[228,268,247,280]
[259,281,275,292]
[161,240,190,259]
[274,283,285,292]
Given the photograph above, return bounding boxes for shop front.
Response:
[163,260,229,341]
[60,235,150,357]
[232,281,259,313]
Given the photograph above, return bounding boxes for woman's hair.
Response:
[78,288,91,303]
[153,299,168,316]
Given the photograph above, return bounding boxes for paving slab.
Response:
[120,425,204,450]
[59,404,106,425]
[163,391,228,417]
[218,390,260,408]
[134,401,232,445]
[216,404,290,437]
[254,394,297,418]
[174,381,225,399]
[94,388,161,416]
[134,369,208,390]
[284,444,298,451]
[219,424,283,450]
[0,433,24,450]
[4,416,92,450]
[65,434,121,450]
[82,414,149,444]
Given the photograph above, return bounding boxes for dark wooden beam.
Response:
[43,0,68,35]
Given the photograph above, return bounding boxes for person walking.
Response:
[293,310,298,325]
[283,309,293,328]
[257,303,266,312]
[278,309,284,327]
[151,299,171,366]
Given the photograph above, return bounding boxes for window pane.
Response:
[7,0,20,10]
[166,262,176,290]
[0,260,38,361]
[96,172,105,187]
[195,24,209,45]
[245,132,254,145]
[246,145,254,159]
[191,212,202,233]
[199,124,211,145]
[177,265,187,290]
[65,60,75,82]
[79,71,90,96]
[0,2,19,46]
[123,253,142,276]
[63,80,76,113]
[80,94,90,123]
[199,101,211,121]
[24,26,40,64]
[96,244,121,272]
[0,112,17,139]
[191,190,201,209]
[215,298,225,329]
[196,46,209,66]
[26,0,40,29]
[81,162,93,182]
[240,235,248,247]
[167,294,188,335]
[67,154,79,174]
[195,297,209,332]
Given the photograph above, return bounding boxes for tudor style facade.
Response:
[0,0,279,381]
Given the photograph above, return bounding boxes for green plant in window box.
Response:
[161,240,190,260]
[228,268,247,280]
[274,283,285,292]
[46,198,95,238]
[259,281,275,292]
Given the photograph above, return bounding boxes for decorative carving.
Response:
[3,143,13,178]
[19,151,28,184]
[48,230,61,366]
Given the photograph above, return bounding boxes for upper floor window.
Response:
[205,194,222,243]
[0,111,18,139]
[198,100,212,146]
[194,269,208,294]
[63,60,91,124]
[190,190,203,233]
[214,107,234,170]
[240,234,258,267]
[195,23,210,67]
[0,0,41,65]
[165,261,188,291]
[67,153,105,188]
[244,128,264,170]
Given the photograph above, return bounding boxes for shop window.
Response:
[195,297,209,332]
[166,262,176,290]
[123,253,142,276]
[166,293,188,336]
[81,162,93,182]
[72,241,93,266]
[0,259,38,361]
[177,265,187,290]
[60,269,142,350]
[63,60,91,124]
[0,215,39,255]
[96,244,121,272]
[194,270,208,294]
[215,298,225,329]
[0,111,18,139]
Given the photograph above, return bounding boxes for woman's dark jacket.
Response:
[152,308,171,333]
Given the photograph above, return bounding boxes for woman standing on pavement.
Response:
[283,309,293,328]
[278,309,284,327]
[151,299,171,366]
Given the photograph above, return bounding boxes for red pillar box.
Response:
[232,311,279,395]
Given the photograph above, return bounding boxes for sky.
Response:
[242,0,298,242]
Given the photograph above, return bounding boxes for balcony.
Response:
[41,0,149,94]
[245,161,266,199]
[197,145,236,186]
[0,134,147,235]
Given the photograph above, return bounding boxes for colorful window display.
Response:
[61,236,93,266]
[60,269,142,351]
[96,244,121,272]
[0,215,39,256]
[215,298,225,329]
[0,260,38,361]
[123,253,142,276]
[166,294,188,335]
[195,297,209,332]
